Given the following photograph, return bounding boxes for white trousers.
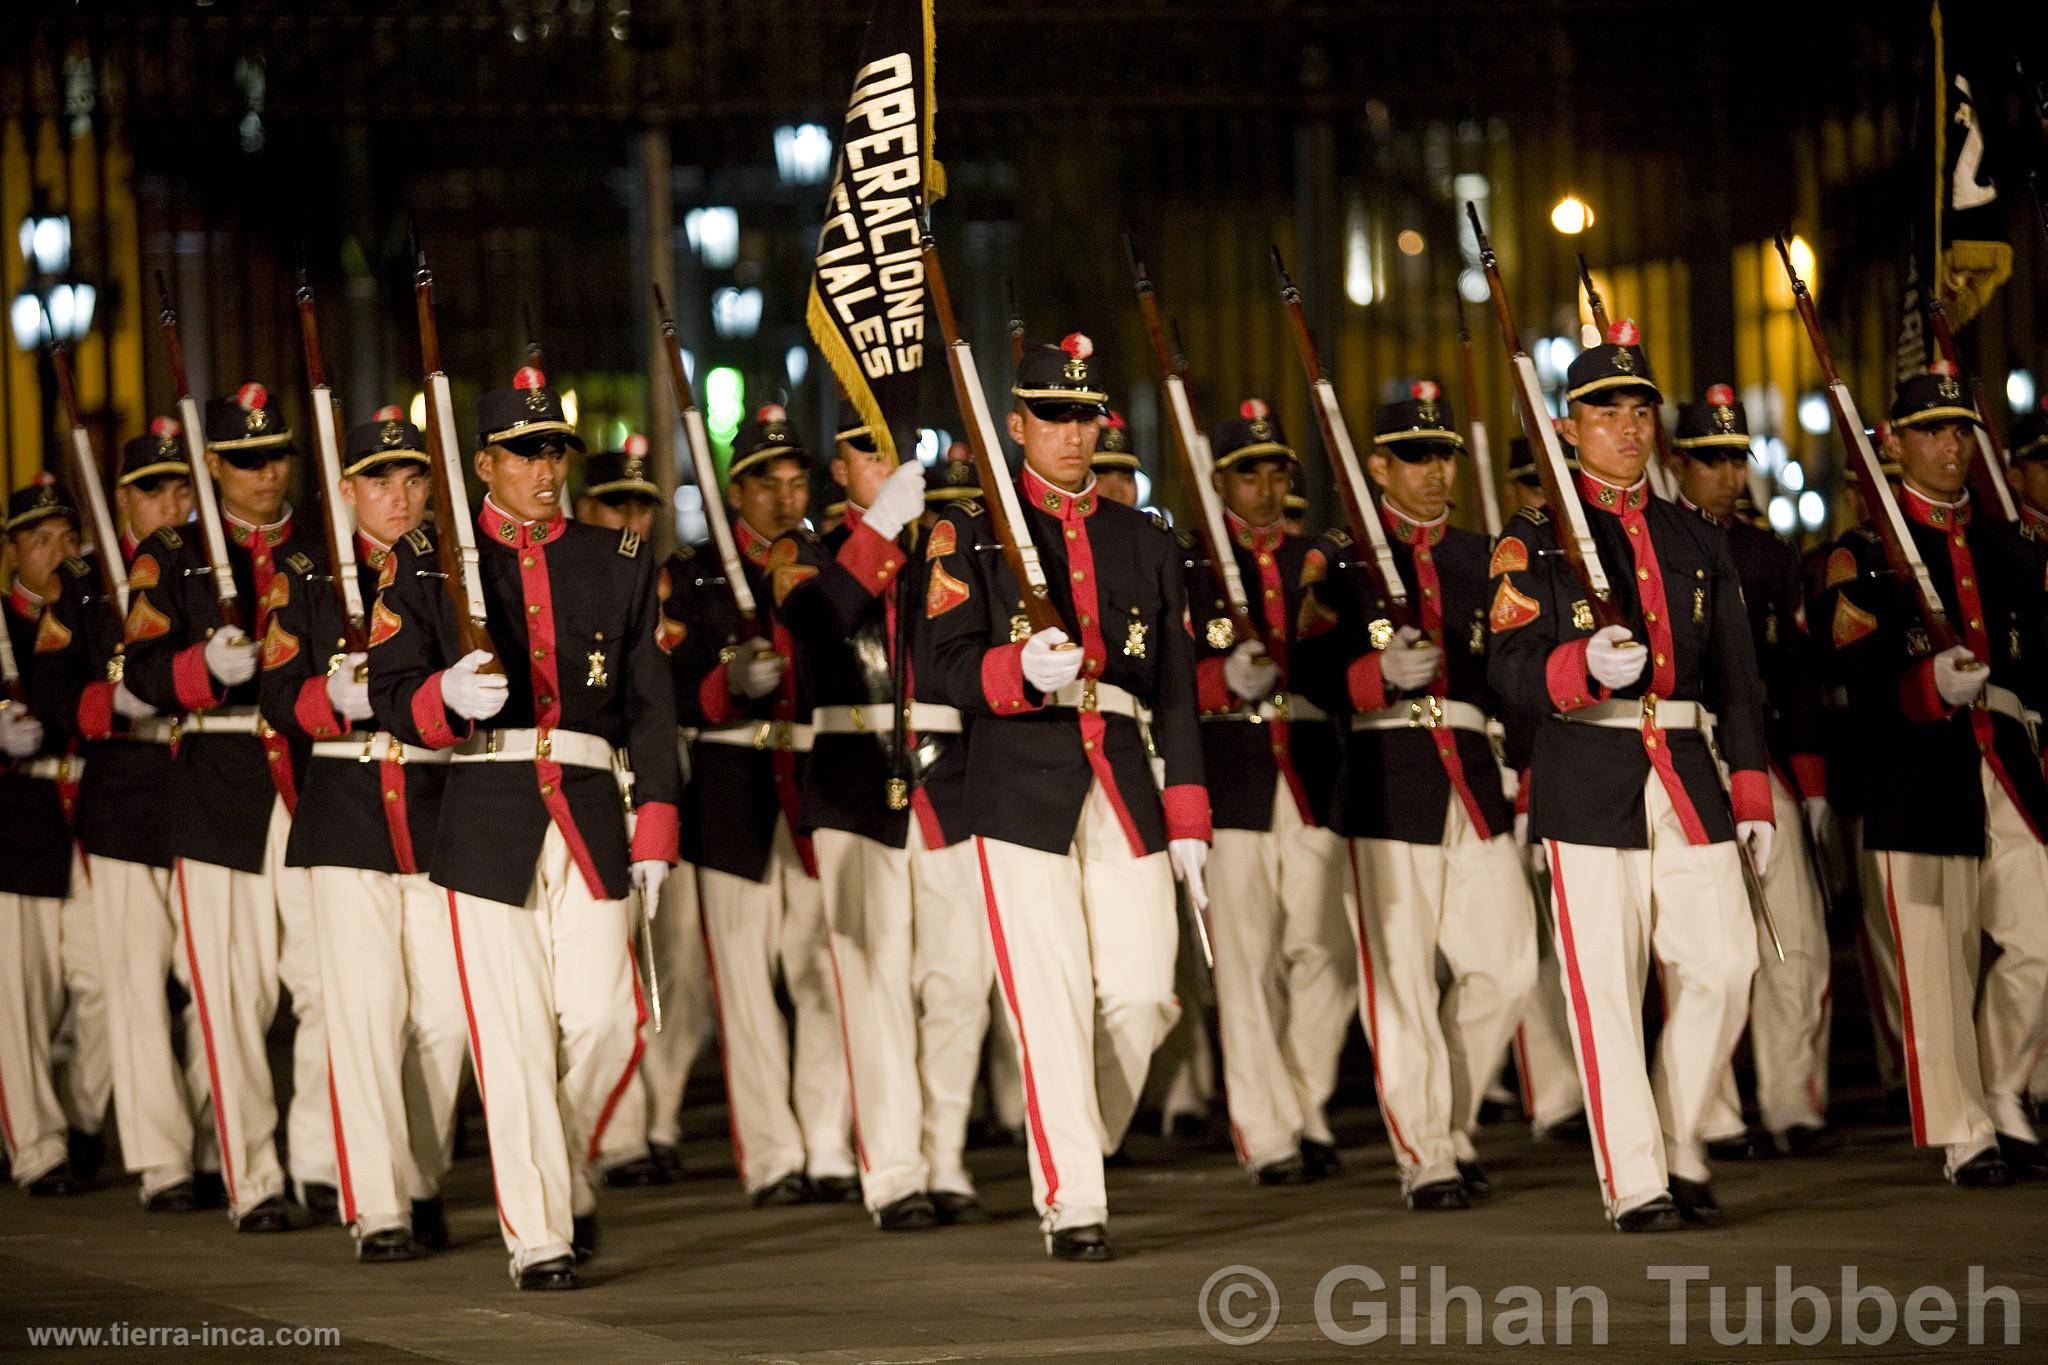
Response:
[815,824,992,1210]
[637,859,717,1150]
[1546,775,1758,1215]
[175,798,331,1217]
[310,866,467,1239]
[91,855,214,1193]
[449,824,643,1275]
[1512,897,1587,1132]
[697,816,854,1191]
[1349,795,1537,1189]
[1207,779,1353,1168]
[1705,772,1832,1138]
[0,852,86,1184]
[1861,762,2048,1157]
[979,780,1181,1232]
[55,856,110,1141]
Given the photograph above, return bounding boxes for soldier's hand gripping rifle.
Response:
[155,272,244,633]
[411,226,499,673]
[1454,298,1504,538]
[295,269,368,671]
[48,339,129,666]
[1577,254,1676,502]
[1926,299,2019,521]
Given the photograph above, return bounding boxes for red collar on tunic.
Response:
[1380,502,1447,547]
[1226,510,1285,553]
[1022,465,1099,521]
[735,518,777,565]
[225,506,293,548]
[478,496,566,551]
[7,581,43,620]
[1899,484,1970,530]
[1576,471,1651,515]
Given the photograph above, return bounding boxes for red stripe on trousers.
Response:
[176,860,239,1209]
[1880,854,1928,1147]
[1343,841,1422,1167]
[1513,1026,1534,1115]
[325,1051,358,1226]
[1546,843,1621,1205]
[446,891,519,1242]
[693,868,749,1185]
[585,939,650,1164]
[976,837,1060,1209]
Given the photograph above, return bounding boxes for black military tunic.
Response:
[4,582,76,898]
[1485,474,1774,848]
[771,509,971,849]
[1820,488,2048,857]
[121,515,322,872]
[921,467,1209,855]
[367,501,679,907]
[1296,510,1514,843]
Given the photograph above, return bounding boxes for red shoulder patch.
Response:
[927,518,957,560]
[773,561,820,606]
[1299,547,1327,587]
[124,595,170,643]
[34,610,72,655]
[1831,596,1877,649]
[1488,536,1530,577]
[127,554,160,592]
[261,574,291,613]
[926,560,971,619]
[261,616,301,671]
[368,597,404,649]
[1489,579,1540,632]
[655,615,687,654]
[1823,547,1858,591]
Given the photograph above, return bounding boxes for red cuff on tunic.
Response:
[1162,783,1213,843]
[410,671,464,749]
[1347,651,1388,712]
[294,676,350,740]
[1729,769,1775,825]
[1545,638,1609,713]
[1196,656,1233,713]
[837,521,903,597]
[1898,658,1951,724]
[1789,753,1827,801]
[981,641,1043,714]
[697,666,739,725]
[173,643,224,713]
[629,800,681,864]
[76,681,115,742]
[1515,768,1532,814]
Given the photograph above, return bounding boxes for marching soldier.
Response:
[30,424,221,1211]
[1296,384,1535,1209]
[923,336,1211,1261]
[368,366,679,1289]
[2009,401,2048,540]
[771,403,994,1230]
[258,410,465,1261]
[660,405,857,1207]
[1283,487,1310,539]
[1486,322,1774,1231]
[576,435,663,542]
[1185,399,1352,1186]
[1668,387,1834,1158]
[121,384,336,1231]
[1089,413,1142,509]
[1821,365,2048,1185]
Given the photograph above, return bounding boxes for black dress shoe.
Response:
[1456,1160,1492,1198]
[1614,1197,1684,1233]
[1538,1112,1590,1144]
[602,1152,671,1188]
[25,1167,83,1198]
[751,1172,810,1208]
[236,1195,294,1232]
[1996,1133,2048,1179]
[1775,1124,1834,1157]
[358,1227,420,1263]
[192,1172,227,1210]
[1669,1176,1722,1226]
[411,1197,449,1251]
[1256,1154,1312,1186]
[1163,1112,1217,1144]
[1046,1223,1114,1262]
[1704,1129,1773,1163]
[1405,1178,1470,1212]
[1299,1139,1341,1181]
[143,1180,199,1214]
[650,1142,685,1181]
[571,1214,599,1263]
[930,1190,987,1225]
[67,1129,106,1183]
[876,1192,938,1231]
[1949,1147,2014,1188]
[810,1174,862,1204]
[297,1181,342,1225]
[516,1255,579,1291]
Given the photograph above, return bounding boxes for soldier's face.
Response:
[2012,459,2048,515]
[8,517,80,596]
[1562,395,1657,486]
[1887,420,1971,500]
[117,477,193,543]
[832,440,894,512]
[342,465,430,546]
[207,450,290,524]
[1215,458,1292,527]
[1674,452,1747,521]
[576,495,658,538]
[1094,469,1139,507]
[476,443,569,523]
[1504,479,1546,515]
[1007,407,1099,492]
[1367,447,1457,522]
[728,457,810,536]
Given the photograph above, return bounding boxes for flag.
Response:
[805,0,945,466]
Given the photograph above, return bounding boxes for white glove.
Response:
[1583,624,1647,690]
[1801,796,1829,851]
[1932,645,1988,708]
[726,639,785,700]
[860,459,928,542]
[1379,625,1443,692]
[112,682,156,720]
[0,705,43,759]
[630,860,669,919]
[1739,820,1774,878]
[1170,837,1210,915]
[442,648,509,721]
[1020,628,1084,693]
[203,626,257,686]
[325,653,374,721]
[1223,640,1278,701]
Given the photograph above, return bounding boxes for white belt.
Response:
[1205,693,1330,725]
[1350,696,1490,733]
[1562,697,1708,731]
[1044,678,1141,718]
[19,756,84,783]
[131,718,178,745]
[452,727,618,770]
[690,720,815,753]
[312,733,452,766]
[810,702,962,736]
[176,707,266,736]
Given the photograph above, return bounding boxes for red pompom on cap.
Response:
[149,416,181,438]
[32,470,57,488]
[373,404,404,422]
[1410,380,1441,402]
[755,403,787,424]
[947,441,972,464]
[1704,384,1736,406]
[1605,318,1640,346]
[1239,398,1270,420]
[236,382,268,412]
[513,366,547,390]
[624,433,650,457]
[1060,332,1093,361]
[1103,410,1127,430]
[1928,359,1958,378]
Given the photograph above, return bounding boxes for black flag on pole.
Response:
[806,0,944,466]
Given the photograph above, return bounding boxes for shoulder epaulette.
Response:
[617,528,642,558]
[1148,509,1171,533]
[1511,506,1549,527]
[61,555,92,579]
[796,525,822,544]
[955,499,984,519]
[1173,528,1197,550]
[285,551,315,575]
[1325,529,1353,547]
[672,542,696,562]
[156,526,183,550]
[403,528,432,555]
[1848,524,1881,546]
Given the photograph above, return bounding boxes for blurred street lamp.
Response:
[1549,196,1593,235]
